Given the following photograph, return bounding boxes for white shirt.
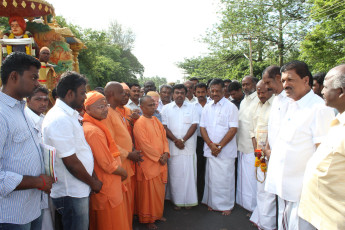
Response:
[267,90,291,149]
[194,99,209,137]
[237,91,260,154]
[25,107,44,141]
[265,90,334,202]
[185,96,197,103]
[200,97,239,159]
[126,98,140,111]
[157,100,169,113]
[42,99,94,198]
[161,101,199,156]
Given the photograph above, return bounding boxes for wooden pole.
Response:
[249,37,253,76]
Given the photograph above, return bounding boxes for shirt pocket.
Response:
[13,129,30,143]
[12,128,32,158]
[217,114,228,127]
[184,114,192,124]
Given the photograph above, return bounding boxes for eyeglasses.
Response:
[10,24,20,28]
[95,104,110,110]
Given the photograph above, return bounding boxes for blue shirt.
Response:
[153,110,162,122]
[0,91,46,224]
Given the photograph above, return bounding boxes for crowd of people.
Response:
[0,51,344,230]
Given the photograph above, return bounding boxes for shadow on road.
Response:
[133,200,258,230]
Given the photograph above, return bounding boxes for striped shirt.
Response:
[0,91,46,224]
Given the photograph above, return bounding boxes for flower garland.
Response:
[254,149,267,183]
[6,33,31,55]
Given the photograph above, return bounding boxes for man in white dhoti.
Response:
[248,80,275,230]
[200,79,238,216]
[162,84,199,209]
[236,76,260,212]
[262,65,291,229]
[265,61,334,230]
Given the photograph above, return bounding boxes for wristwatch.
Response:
[218,145,222,149]
[181,138,185,144]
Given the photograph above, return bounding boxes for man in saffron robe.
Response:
[103,82,143,228]
[83,91,129,230]
[134,96,169,229]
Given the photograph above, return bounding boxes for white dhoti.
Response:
[250,168,276,230]
[202,157,235,211]
[236,151,257,211]
[166,154,198,206]
[278,198,316,230]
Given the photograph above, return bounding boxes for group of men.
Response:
[0,51,344,230]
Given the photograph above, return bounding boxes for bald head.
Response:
[104,81,124,107]
[322,64,345,111]
[257,80,273,104]
[140,95,156,117]
[256,80,265,89]
[140,95,152,105]
[325,64,345,89]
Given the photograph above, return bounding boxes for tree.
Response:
[54,17,144,88]
[108,20,135,51]
[300,0,345,72]
[205,0,311,66]
[178,0,311,81]
[178,52,271,82]
[138,76,167,88]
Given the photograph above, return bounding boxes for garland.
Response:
[6,33,31,55]
[254,149,267,183]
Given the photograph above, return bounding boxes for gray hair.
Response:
[331,72,345,89]
[159,84,172,92]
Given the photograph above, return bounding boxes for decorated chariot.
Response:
[0,0,85,103]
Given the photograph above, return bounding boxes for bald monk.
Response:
[134,96,169,229]
[83,91,130,230]
[103,82,143,228]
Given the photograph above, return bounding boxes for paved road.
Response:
[133,201,258,230]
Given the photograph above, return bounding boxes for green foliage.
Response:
[138,76,167,88]
[299,0,345,73]
[26,21,51,33]
[178,53,273,82]
[55,16,144,89]
[179,0,312,81]
[0,17,8,32]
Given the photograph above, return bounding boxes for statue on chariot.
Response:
[0,0,85,105]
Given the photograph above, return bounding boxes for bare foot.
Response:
[207,206,213,211]
[147,223,158,229]
[185,206,192,210]
[222,210,231,216]
[159,217,167,222]
[174,206,181,210]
